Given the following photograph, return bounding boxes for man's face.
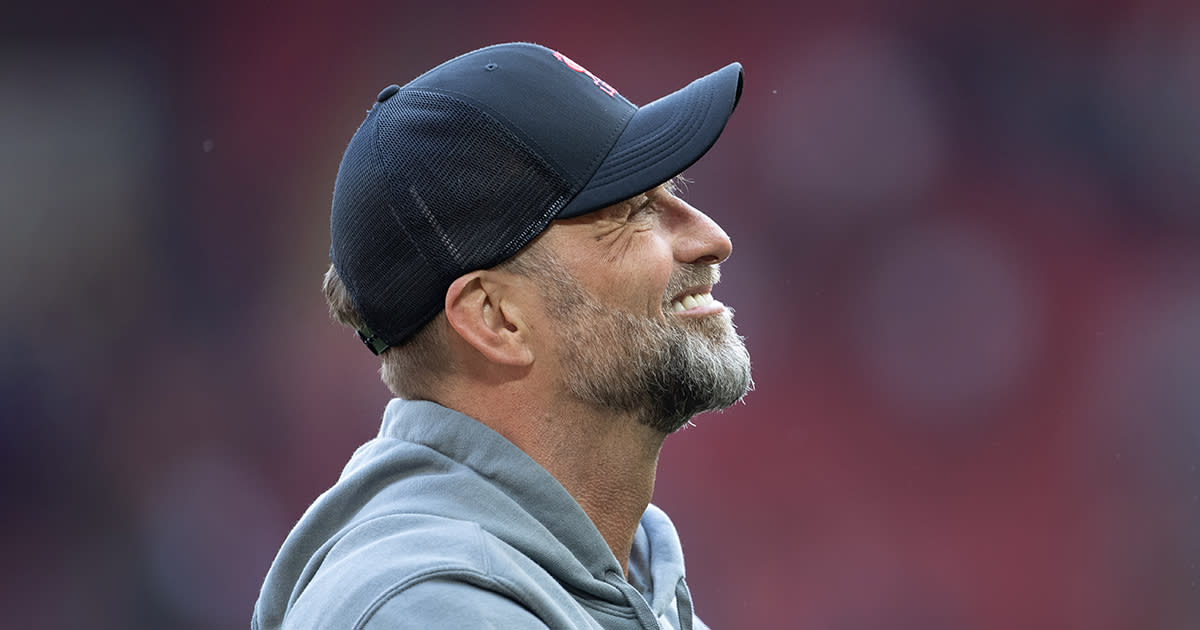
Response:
[523,182,753,433]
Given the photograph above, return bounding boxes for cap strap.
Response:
[356,327,391,355]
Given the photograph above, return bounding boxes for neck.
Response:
[530,407,667,576]
[449,384,666,575]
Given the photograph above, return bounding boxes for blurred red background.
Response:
[2,1,1198,628]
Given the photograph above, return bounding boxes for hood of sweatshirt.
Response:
[252,399,697,629]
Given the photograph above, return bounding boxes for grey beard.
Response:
[545,265,753,434]
[626,309,753,433]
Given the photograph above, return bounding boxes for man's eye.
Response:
[629,198,654,218]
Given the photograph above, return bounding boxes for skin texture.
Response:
[434,183,744,574]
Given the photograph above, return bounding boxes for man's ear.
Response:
[444,271,534,367]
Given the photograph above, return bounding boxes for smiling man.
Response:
[252,42,751,630]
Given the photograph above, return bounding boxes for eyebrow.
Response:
[617,176,688,215]
[663,175,688,196]
[636,177,684,205]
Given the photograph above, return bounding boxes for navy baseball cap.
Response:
[330,42,744,354]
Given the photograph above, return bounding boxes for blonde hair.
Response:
[322,264,450,399]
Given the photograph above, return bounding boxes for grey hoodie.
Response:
[251,399,710,629]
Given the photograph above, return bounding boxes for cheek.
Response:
[626,262,675,314]
[584,263,669,315]
[573,233,676,312]
[635,245,676,307]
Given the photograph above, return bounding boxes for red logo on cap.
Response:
[553,51,619,98]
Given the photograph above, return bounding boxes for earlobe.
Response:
[444,272,534,367]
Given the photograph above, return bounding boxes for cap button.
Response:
[376,84,400,102]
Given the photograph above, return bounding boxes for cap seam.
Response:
[605,87,699,162]
[589,109,697,188]
[368,107,435,273]
[366,105,445,346]
[589,89,711,188]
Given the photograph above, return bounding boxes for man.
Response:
[252,42,751,629]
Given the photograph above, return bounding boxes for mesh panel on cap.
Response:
[335,90,573,347]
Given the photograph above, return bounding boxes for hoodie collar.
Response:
[629,504,692,620]
[368,399,627,595]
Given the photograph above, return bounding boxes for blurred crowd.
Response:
[2,1,1198,628]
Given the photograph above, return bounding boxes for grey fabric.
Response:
[252,399,708,629]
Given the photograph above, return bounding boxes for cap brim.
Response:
[558,62,744,218]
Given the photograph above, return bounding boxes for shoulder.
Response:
[357,578,549,629]
[283,514,562,629]
[284,515,493,625]
[325,512,492,576]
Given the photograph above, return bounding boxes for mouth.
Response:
[666,285,721,314]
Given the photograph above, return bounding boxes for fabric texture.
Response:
[251,399,710,630]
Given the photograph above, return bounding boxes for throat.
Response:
[529,409,665,574]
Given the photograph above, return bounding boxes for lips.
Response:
[667,286,716,313]
[664,265,722,314]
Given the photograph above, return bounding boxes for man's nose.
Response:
[667,197,733,266]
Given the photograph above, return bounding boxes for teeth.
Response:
[669,292,713,313]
